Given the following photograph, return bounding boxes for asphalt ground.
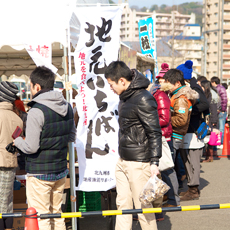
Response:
[67,149,230,230]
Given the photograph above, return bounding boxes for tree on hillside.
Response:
[130,5,140,11]
[130,2,203,26]
[140,7,148,12]
[109,0,115,3]
[150,4,158,12]
[160,4,167,10]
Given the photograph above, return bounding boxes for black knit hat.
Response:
[0,81,19,103]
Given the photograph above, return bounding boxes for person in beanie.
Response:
[150,63,180,215]
[156,63,169,83]
[177,60,209,201]
[0,81,23,230]
[14,66,76,230]
[105,61,162,230]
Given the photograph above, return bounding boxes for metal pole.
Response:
[221,0,224,83]
[204,38,208,77]
[202,0,207,76]
[64,28,77,230]
[218,0,221,78]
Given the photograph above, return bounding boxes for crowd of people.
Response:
[105,60,229,230]
[0,60,229,230]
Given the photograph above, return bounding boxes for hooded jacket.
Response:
[152,83,173,139]
[14,91,76,173]
[118,70,162,163]
[170,85,199,139]
[216,84,227,112]
[0,102,23,168]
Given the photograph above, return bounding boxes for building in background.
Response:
[156,39,184,71]
[119,3,195,42]
[203,0,230,83]
[168,24,202,72]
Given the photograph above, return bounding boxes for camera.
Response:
[6,142,20,154]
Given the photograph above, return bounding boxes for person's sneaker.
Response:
[155,213,164,222]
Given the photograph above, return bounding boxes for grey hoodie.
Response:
[15,91,76,154]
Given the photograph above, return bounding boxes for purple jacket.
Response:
[216,84,227,112]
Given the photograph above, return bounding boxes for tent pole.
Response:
[63,39,77,229]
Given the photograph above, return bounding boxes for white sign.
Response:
[74,6,123,191]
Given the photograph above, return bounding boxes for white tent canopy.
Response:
[0,0,112,78]
[0,0,110,50]
[0,0,73,49]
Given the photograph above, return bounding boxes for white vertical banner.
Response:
[73,6,123,191]
[25,43,58,74]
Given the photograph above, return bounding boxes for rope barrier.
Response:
[1,203,230,219]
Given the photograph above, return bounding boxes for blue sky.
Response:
[114,0,202,8]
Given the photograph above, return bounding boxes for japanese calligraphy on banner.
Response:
[138,17,156,59]
[138,17,158,79]
[25,44,58,74]
[74,6,123,191]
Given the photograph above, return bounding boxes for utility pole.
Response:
[202,0,207,76]
[221,0,224,83]
[171,11,175,68]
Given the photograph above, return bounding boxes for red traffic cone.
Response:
[24,207,39,230]
[219,123,230,158]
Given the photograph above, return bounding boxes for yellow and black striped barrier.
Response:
[1,203,230,219]
[39,203,230,219]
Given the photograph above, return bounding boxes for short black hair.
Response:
[197,75,207,82]
[222,83,228,90]
[163,69,185,86]
[30,66,55,89]
[105,61,133,83]
[210,76,220,85]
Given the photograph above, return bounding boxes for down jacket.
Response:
[216,84,227,112]
[152,84,172,139]
[118,69,162,164]
[170,85,199,139]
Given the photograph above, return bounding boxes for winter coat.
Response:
[152,84,172,139]
[118,69,162,164]
[216,84,227,112]
[170,85,199,139]
[0,102,23,168]
[209,89,219,128]
[187,78,210,133]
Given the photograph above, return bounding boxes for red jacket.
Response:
[153,89,172,139]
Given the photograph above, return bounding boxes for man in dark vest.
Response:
[14,66,76,230]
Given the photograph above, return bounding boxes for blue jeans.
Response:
[219,112,227,144]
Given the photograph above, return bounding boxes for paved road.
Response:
[68,152,230,230]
